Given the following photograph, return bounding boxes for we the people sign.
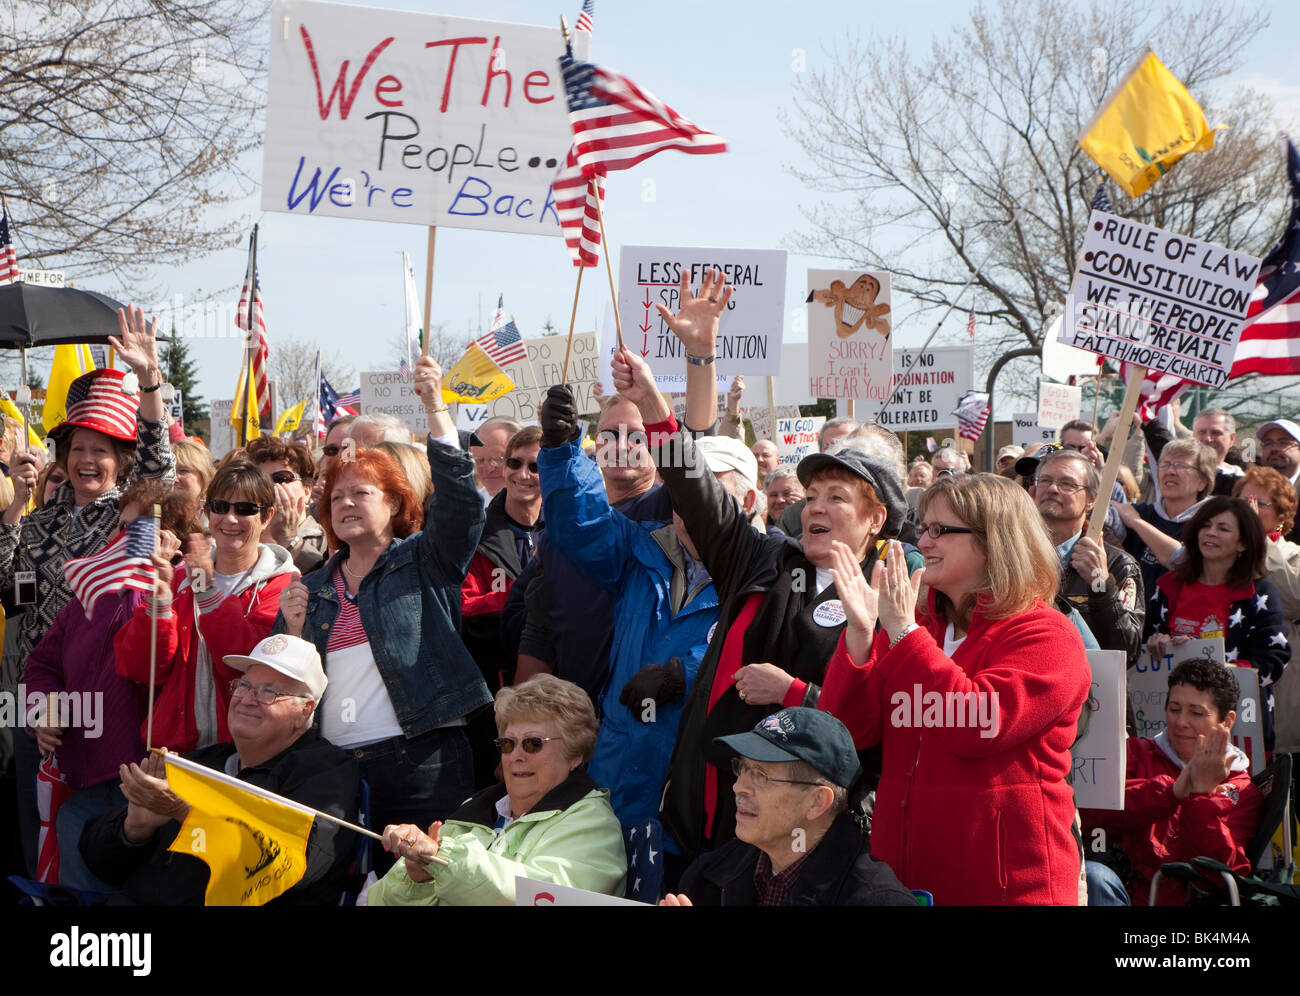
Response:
[1060,211,1261,387]
[262,1,580,234]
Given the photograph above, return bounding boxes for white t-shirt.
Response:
[942,623,966,657]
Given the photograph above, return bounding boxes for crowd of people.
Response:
[0,283,1293,907]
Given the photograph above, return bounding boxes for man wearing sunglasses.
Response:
[661,708,914,906]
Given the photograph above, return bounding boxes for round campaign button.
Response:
[812,600,845,627]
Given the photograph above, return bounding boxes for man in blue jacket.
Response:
[537,385,761,833]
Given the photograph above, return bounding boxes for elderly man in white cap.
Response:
[1257,419,1300,542]
[78,635,361,905]
[535,385,742,840]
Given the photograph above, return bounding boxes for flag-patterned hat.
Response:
[55,368,139,442]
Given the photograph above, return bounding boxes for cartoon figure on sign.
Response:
[806,274,891,339]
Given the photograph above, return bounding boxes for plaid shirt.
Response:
[753,850,810,906]
[0,417,173,676]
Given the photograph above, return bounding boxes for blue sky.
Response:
[129,0,1300,409]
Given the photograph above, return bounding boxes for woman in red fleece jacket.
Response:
[819,473,1090,905]
[115,461,298,752]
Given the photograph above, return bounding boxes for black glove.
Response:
[619,657,686,719]
[539,384,581,448]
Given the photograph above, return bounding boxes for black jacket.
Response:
[80,728,360,906]
[678,811,916,906]
[1058,537,1146,665]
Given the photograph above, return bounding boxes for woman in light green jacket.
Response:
[369,675,627,905]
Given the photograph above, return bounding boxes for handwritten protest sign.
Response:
[1129,639,1264,774]
[749,405,801,442]
[597,304,727,395]
[1036,380,1082,430]
[209,400,235,458]
[807,269,893,401]
[262,1,580,234]
[1060,211,1261,386]
[453,332,599,430]
[361,371,423,437]
[775,416,825,467]
[515,876,642,906]
[867,346,973,430]
[1011,412,1056,448]
[1071,650,1126,810]
[616,248,786,378]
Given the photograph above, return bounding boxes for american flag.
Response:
[0,205,19,285]
[336,389,361,411]
[1121,138,1300,416]
[966,312,976,340]
[473,318,525,367]
[552,48,725,266]
[234,232,271,421]
[1091,181,1113,214]
[575,0,594,34]
[63,516,156,619]
[398,357,410,378]
[953,390,990,442]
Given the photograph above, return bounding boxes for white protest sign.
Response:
[16,268,65,287]
[515,876,643,906]
[1036,380,1082,430]
[453,332,599,430]
[1129,639,1264,774]
[361,371,423,437]
[262,0,580,234]
[749,405,801,442]
[597,304,727,395]
[617,248,786,377]
[772,343,815,407]
[868,346,973,431]
[775,416,824,467]
[1070,650,1126,810]
[209,400,235,458]
[1011,412,1056,447]
[1041,314,1102,382]
[1061,211,1261,387]
[169,389,184,433]
[807,269,893,402]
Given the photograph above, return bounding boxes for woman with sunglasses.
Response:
[277,355,491,868]
[370,674,626,906]
[818,473,1090,905]
[114,460,298,753]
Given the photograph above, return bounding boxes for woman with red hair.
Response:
[277,356,490,859]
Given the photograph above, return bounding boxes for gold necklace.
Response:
[341,558,367,581]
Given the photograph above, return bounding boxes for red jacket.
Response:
[819,593,1090,905]
[1082,734,1261,905]
[114,545,297,752]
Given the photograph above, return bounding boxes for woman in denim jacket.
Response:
[277,356,490,862]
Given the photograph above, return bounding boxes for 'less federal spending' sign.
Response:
[262,1,579,234]
[1060,211,1261,387]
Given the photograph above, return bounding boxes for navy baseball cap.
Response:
[796,449,906,538]
[713,707,861,789]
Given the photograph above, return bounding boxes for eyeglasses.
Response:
[228,678,312,705]
[1242,496,1276,510]
[206,499,270,517]
[730,757,825,790]
[1260,436,1299,451]
[1160,462,1197,474]
[1034,476,1089,495]
[493,736,559,755]
[916,522,976,540]
[269,470,299,485]
[474,455,505,468]
[505,456,539,473]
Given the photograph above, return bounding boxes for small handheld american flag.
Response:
[473,319,526,368]
[63,516,156,619]
[953,390,991,442]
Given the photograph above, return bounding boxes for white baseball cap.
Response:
[224,634,327,702]
[1257,420,1300,445]
[696,435,759,486]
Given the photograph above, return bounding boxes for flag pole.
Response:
[240,226,259,447]
[593,188,624,352]
[765,375,776,442]
[561,242,587,386]
[146,503,161,751]
[421,227,436,358]
[1085,365,1145,542]
[148,747,448,864]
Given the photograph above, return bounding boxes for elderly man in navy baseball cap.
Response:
[661,708,915,907]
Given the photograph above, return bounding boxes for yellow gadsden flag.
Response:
[230,355,261,442]
[42,343,95,434]
[442,342,515,405]
[164,753,316,906]
[1078,50,1224,198]
[0,396,44,448]
[274,399,307,436]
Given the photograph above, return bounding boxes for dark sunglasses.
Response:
[493,736,558,755]
[269,470,299,485]
[207,499,270,517]
[505,456,539,473]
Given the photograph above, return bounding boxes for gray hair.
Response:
[477,416,525,439]
[835,422,907,481]
[932,446,970,472]
[788,759,849,815]
[349,413,411,444]
[1194,407,1236,434]
[1036,449,1099,494]
[763,466,800,489]
[819,416,860,450]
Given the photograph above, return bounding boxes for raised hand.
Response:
[828,540,879,665]
[539,385,581,448]
[272,482,307,545]
[279,579,309,637]
[653,265,732,356]
[108,305,161,377]
[412,355,444,406]
[611,347,670,423]
[875,540,923,641]
[727,375,745,414]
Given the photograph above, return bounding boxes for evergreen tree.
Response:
[161,336,208,439]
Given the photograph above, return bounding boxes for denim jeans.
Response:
[56,781,123,893]
[345,727,475,875]
[1085,859,1132,906]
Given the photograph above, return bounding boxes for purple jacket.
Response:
[23,589,148,790]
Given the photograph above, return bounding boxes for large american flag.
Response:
[235,233,271,421]
[953,390,991,442]
[64,516,156,619]
[552,48,725,266]
[473,319,525,367]
[1121,138,1300,418]
[0,205,19,285]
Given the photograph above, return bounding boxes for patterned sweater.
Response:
[0,417,174,674]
